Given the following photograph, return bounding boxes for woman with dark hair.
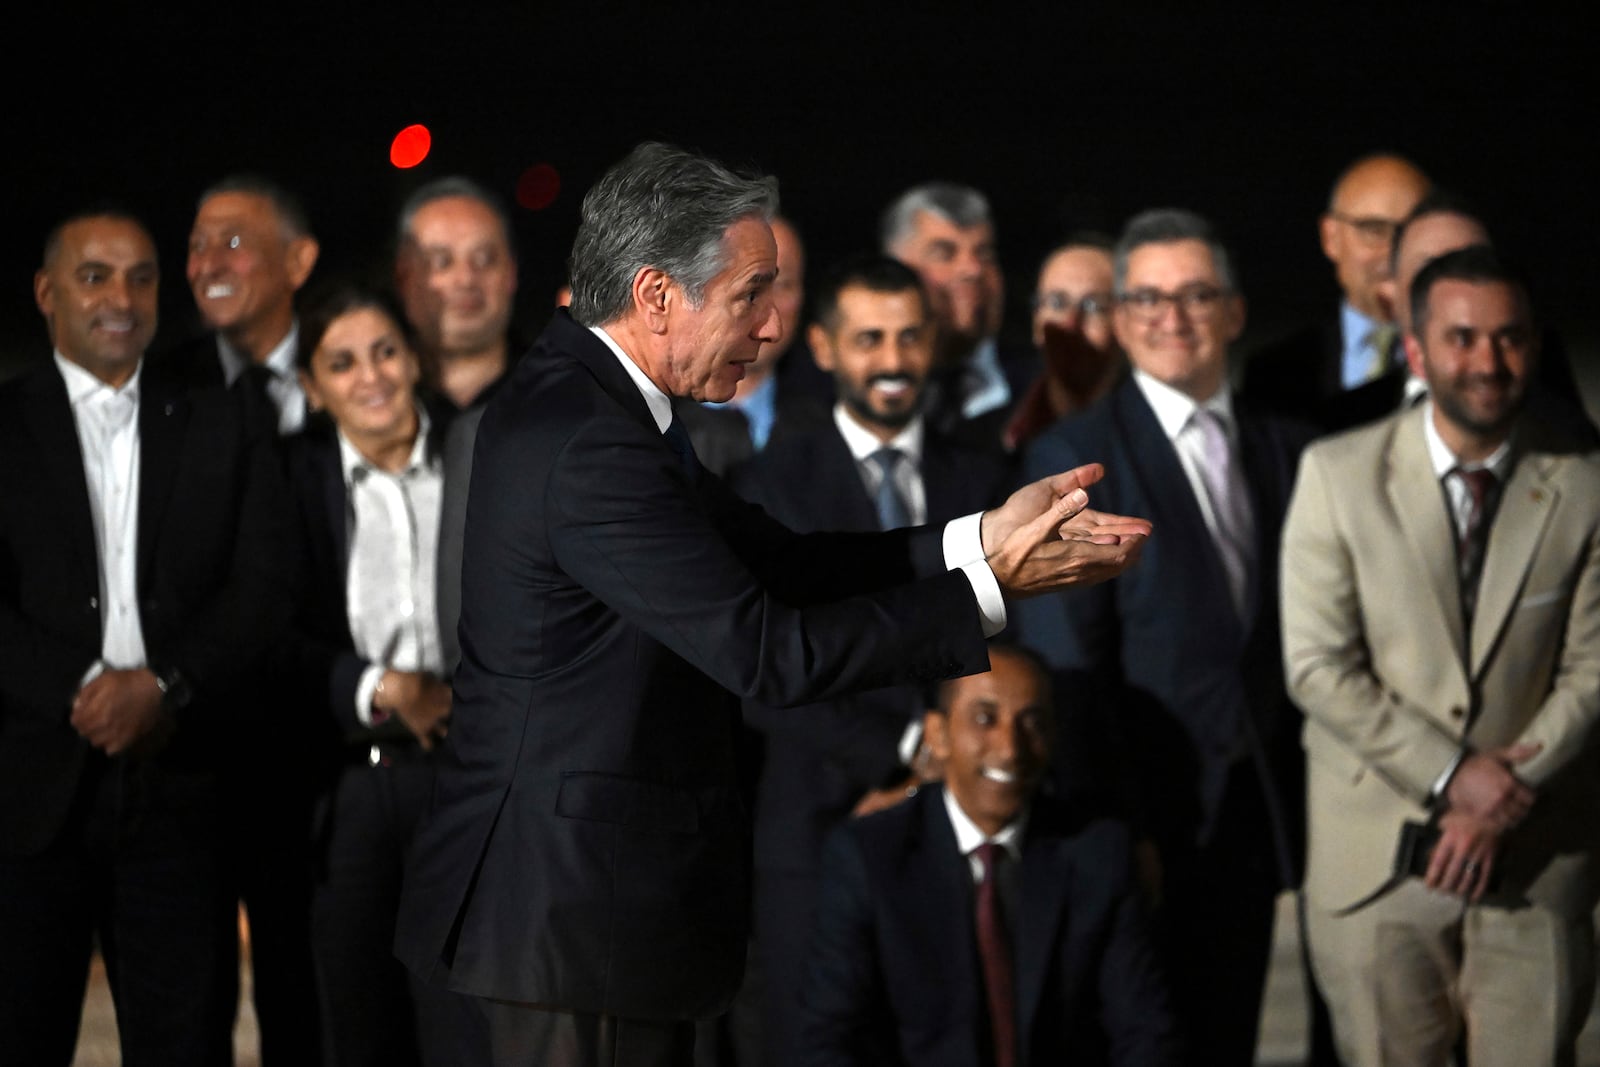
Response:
[284,283,480,1066]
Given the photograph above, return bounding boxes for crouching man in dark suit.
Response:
[798,641,1182,1067]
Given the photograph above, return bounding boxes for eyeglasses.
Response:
[1117,284,1229,323]
[1328,211,1402,246]
[1032,291,1113,318]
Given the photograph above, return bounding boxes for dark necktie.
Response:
[868,447,912,530]
[1454,466,1500,625]
[663,416,704,485]
[974,842,1016,1067]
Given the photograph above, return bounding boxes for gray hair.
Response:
[568,143,779,327]
[879,182,992,253]
[396,175,515,261]
[1112,208,1237,295]
[197,173,313,242]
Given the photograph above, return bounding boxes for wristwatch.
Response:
[152,666,193,712]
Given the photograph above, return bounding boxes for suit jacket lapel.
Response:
[921,437,964,526]
[1385,408,1466,661]
[1114,382,1242,643]
[559,313,664,435]
[1470,449,1558,676]
[136,379,186,587]
[909,791,982,1024]
[1016,811,1073,1049]
[21,366,98,583]
[818,428,880,531]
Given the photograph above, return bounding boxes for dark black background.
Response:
[5,5,1596,403]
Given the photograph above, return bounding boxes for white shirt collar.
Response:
[1131,367,1234,442]
[217,321,300,386]
[336,405,433,485]
[1420,400,1513,480]
[941,783,1027,863]
[54,351,142,405]
[589,325,673,433]
[831,404,925,466]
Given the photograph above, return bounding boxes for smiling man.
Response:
[394,143,1151,1067]
[0,209,290,1064]
[1283,245,1600,1067]
[799,642,1181,1067]
[1016,208,1313,1064]
[174,174,320,435]
[729,254,1012,1066]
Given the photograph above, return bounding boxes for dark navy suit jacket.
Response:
[798,786,1182,1067]
[393,311,993,1020]
[1013,377,1309,884]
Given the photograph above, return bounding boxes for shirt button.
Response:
[1449,706,1466,720]
[400,601,415,618]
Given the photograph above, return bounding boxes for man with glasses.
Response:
[1242,153,1430,431]
[1015,209,1311,1064]
[1004,238,1126,451]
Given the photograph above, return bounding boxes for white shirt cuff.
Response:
[78,659,107,691]
[897,719,925,766]
[1430,750,1466,805]
[355,664,385,727]
[943,512,1006,637]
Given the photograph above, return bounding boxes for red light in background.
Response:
[516,163,561,211]
[390,125,432,169]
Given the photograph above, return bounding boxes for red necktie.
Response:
[974,842,1016,1067]
[1454,467,1499,623]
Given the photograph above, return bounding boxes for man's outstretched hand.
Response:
[981,464,1151,598]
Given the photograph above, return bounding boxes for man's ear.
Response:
[1318,213,1341,264]
[922,710,951,762]
[632,267,672,335]
[286,236,320,291]
[1403,332,1426,381]
[807,323,836,371]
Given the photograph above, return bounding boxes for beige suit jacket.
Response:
[1282,404,1600,917]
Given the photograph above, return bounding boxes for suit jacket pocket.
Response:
[555,771,700,834]
[1517,585,1572,612]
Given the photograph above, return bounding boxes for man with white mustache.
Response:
[730,253,1013,1066]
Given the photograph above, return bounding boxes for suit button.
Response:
[1449,706,1465,720]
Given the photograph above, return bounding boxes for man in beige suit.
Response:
[1282,244,1600,1066]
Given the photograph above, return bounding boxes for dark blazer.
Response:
[1013,377,1309,885]
[0,358,291,856]
[730,420,1012,875]
[279,412,463,742]
[394,310,991,1021]
[798,786,1182,1067]
[1240,312,1597,442]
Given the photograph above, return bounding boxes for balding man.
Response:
[1241,153,1430,431]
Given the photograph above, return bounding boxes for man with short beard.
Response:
[1283,245,1600,1066]
[730,254,1012,1067]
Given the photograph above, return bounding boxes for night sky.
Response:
[6,5,1597,403]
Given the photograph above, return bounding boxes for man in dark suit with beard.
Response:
[394,142,1151,1067]
[729,253,1012,1065]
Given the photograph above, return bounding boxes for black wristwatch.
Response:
[152,666,193,712]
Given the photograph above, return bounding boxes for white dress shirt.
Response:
[832,404,928,527]
[342,411,445,725]
[1132,369,1256,615]
[217,322,306,434]
[56,353,147,674]
[960,336,1011,419]
[589,324,1007,636]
